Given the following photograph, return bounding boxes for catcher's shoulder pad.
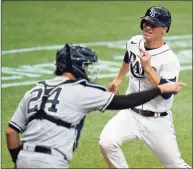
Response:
[75,79,106,91]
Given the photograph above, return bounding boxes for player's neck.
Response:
[144,39,165,49]
[63,72,76,80]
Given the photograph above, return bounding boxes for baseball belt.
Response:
[131,108,168,117]
[21,143,67,160]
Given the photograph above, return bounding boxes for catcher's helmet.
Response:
[140,6,171,33]
[55,44,98,81]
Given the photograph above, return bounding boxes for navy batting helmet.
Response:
[140,6,172,33]
[55,44,98,81]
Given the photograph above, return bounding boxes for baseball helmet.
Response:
[140,6,172,33]
[55,43,98,81]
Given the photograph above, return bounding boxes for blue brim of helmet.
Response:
[140,16,167,27]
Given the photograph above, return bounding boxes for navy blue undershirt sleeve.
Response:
[159,77,177,99]
[123,51,130,64]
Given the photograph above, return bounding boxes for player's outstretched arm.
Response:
[106,82,185,110]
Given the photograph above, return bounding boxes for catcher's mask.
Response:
[140,6,172,33]
[55,44,100,82]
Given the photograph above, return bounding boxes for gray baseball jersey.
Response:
[125,35,180,112]
[9,76,114,161]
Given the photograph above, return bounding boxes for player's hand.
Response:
[158,82,186,94]
[108,79,122,94]
[138,48,152,72]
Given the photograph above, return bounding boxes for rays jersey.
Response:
[9,76,114,161]
[124,35,180,112]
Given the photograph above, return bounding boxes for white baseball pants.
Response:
[99,109,191,168]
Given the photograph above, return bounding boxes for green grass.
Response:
[2,1,192,168]
[2,1,192,49]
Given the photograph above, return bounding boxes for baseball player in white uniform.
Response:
[6,44,185,168]
[99,6,192,168]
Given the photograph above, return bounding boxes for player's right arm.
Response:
[108,37,135,94]
[108,51,129,94]
[6,91,29,166]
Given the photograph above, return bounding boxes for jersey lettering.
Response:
[27,87,62,114]
[28,88,43,114]
[47,87,62,113]
[129,51,145,78]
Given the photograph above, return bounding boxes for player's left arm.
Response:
[157,60,180,99]
[144,67,161,86]
[145,67,160,87]
[139,48,160,86]
[139,48,180,99]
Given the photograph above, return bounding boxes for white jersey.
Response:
[9,76,114,161]
[125,35,180,112]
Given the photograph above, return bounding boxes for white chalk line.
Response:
[2,35,192,55]
[2,34,192,88]
[2,66,192,88]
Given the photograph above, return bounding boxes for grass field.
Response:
[2,1,192,168]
